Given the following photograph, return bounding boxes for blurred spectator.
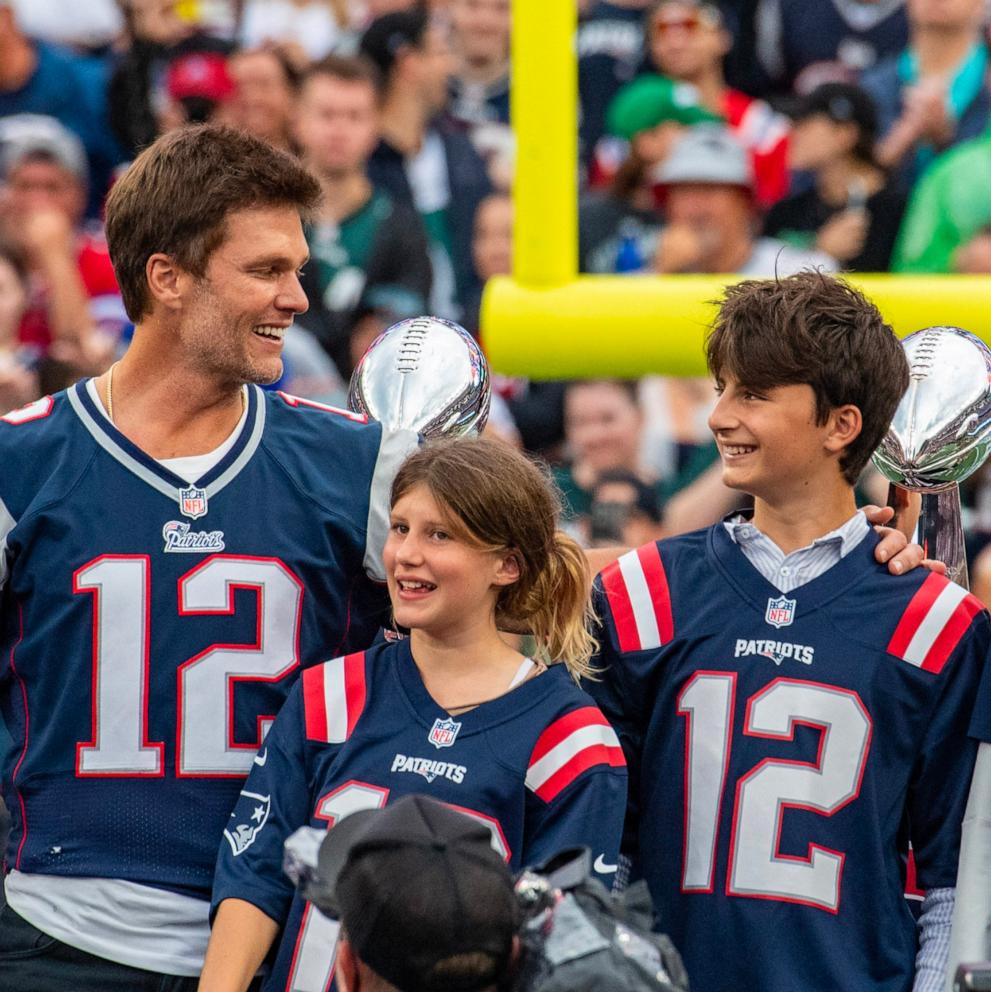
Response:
[294,54,432,378]
[0,0,126,214]
[107,6,233,156]
[651,125,838,274]
[578,0,653,165]
[556,379,656,523]
[0,114,119,369]
[863,0,990,188]
[226,46,301,152]
[0,240,40,413]
[158,48,237,131]
[586,468,666,547]
[7,0,123,52]
[464,190,512,331]
[583,74,721,272]
[238,0,353,62]
[766,83,906,271]
[892,123,991,271]
[754,0,908,95]
[360,9,492,319]
[644,0,790,208]
[448,0,513,190]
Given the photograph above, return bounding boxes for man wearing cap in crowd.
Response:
[644,0,790,210]
[581,75,720,273]
[295,794,520,992]
[650,123,837,275]
[0,113,123,372]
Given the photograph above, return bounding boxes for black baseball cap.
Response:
[313,794,519,992]
[793,83,878,155]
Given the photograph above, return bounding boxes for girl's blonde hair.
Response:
[391,437,598,680]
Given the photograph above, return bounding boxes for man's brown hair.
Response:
[303,54,384,101]
[104,124,321,321]
[706,270,909,484]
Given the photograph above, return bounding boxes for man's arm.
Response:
[198,899,280,992]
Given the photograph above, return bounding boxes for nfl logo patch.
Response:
[428,717,461,749]
[765,595,796,629]
[179,487,208,520]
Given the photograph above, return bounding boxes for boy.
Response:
[589,271,990,992]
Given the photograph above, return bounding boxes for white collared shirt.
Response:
[724,510,871,593]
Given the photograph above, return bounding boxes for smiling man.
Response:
[589,271,991,992]
[0,125,417,991]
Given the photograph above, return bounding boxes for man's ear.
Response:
[823,403,863,455]
[145,253,186,311]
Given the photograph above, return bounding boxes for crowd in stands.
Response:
[3,0,991,565]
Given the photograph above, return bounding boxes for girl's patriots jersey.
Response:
[588,524,990,992]
[212,638,627,992]
[0,382,416,899]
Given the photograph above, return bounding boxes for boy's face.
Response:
[708,375,838,501]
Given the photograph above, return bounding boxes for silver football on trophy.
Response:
[873,326,991,491]
[348,316,491,438]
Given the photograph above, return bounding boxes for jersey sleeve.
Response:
[523,704,627,887]
[211,682,314,925]
[362,426,419,582]
[890,579,991,889]
[584,545,676,866]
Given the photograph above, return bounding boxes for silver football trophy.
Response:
[348,316,491,438]
[872,325,991,588]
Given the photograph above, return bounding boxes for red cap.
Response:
[166,52,236,103]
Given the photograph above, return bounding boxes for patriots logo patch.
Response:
[224,790,271,856]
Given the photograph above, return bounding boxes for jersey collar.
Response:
[67,378,266,507]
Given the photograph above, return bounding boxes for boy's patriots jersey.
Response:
[588,524,990,992]
[0,382,415,899]
[212,637,627,992]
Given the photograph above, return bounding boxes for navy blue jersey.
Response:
[0,383,415,899]
[588,524,990,992]
[212,638,627,992]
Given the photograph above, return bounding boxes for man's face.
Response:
[664,183,753,269]
[564,381,643,474]
[450,0,511,66]
[908,0,986,30]
[295,75,380,177]
[708,375,840,504]
[5,157,85,224]
[175,205,310,386]
[649,2,729,80]
[472,194,512,279]
[412,24,457,112]
[229,51,295,144]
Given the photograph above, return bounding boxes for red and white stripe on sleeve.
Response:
[525,706,625,803]
[302,652,368,743]
[887,573,984,674]
[599,543,675,653]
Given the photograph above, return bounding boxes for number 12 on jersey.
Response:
[677,673,872,912]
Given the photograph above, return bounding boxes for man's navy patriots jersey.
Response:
[0,382,414,899]
[588,524,990,992]
[212,637,628,992]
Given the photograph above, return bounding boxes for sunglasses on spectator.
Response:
[653,7,721,34]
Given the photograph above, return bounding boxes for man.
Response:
[293,794,520,992]
[589,271,989,992]
[650,125,837,274]
[360,9,491,320]
[0,113,122,370]
[863,0,990,189]
[644,0,790,209]
[0,124,417,989]
[294,54,432,379]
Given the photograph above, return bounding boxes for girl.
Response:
[199,437,627,992]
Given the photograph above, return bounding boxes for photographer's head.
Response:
[312,795,520,992]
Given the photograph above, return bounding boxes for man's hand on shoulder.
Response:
[862,504,947,576]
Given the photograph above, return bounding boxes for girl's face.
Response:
[0,258,26,345]
[384,483,519,639]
